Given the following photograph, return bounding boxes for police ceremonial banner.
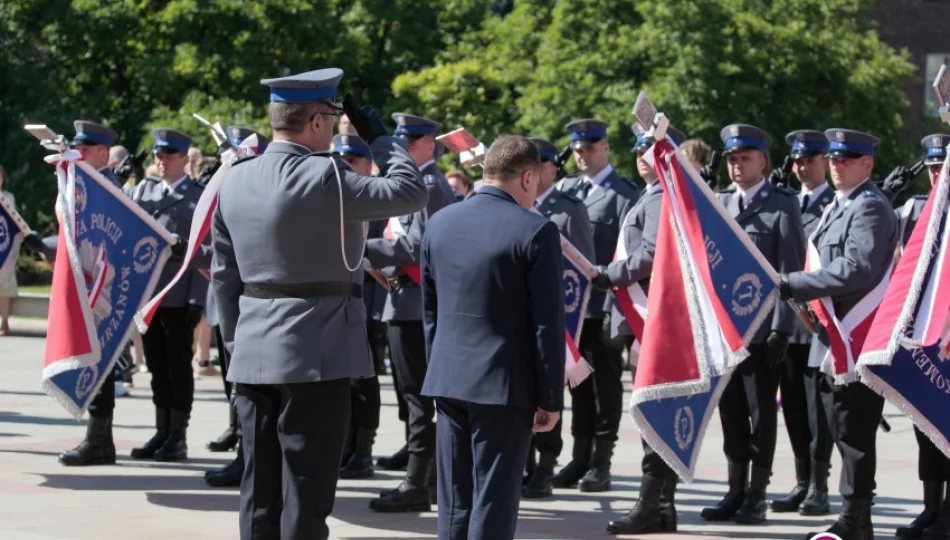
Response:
[0,193,30,278]
[857,149,950,456]
[42,151,173,418]
[630,131,780,481]
[560,236,594,387]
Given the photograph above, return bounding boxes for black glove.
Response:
[170,234,187,260]
[21,232,45,254]
[768,166,789,188]
[113,150,147,181]
[881,165,915,200]
[778,274,793,301]
[699,163,718,189]
[591,265,613,290]
[196,160,221,186]
[342,93,389,144]
[765,331,790,366]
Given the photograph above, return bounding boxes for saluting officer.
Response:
[331,132,387,480]
[893,134,950,540]
[554,118,640,492]
[204,126,271,489]
[703,124,806,525]
[595,126,685,535]
[366,113,456,511]
[521,136,595,499]
[129,128,210,463]
[771,130,836,516]
[55,120,124,466]
[780,129,897,540]
[212,68,427,540]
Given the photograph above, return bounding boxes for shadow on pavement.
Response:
[37,472,210,491]
[0,411,85,427]
[146,491,239,512]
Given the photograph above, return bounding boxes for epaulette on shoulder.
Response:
[615,175,640,191]
[772,185,795,197]
[559,191,582,205]
[143,175,162,183]
[912,194,928,200]
[720,185,737,193]
[232,154,260,167]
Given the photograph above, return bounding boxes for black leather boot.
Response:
[659,477,678,527]
[734,466,770,524]
[921,482,950,539]
[377,443,409,471]
[806,497,874,540]
[701,462,748,521]
[523,453,557,499]
[207,405,239,452]
[205,442,243,488]
[799,460,832,516]
[340,428,376,479]
[579,438,613,492]
[130,407,169,459]
[771,459,808,512]
[153,409,188,462]
[606,475,676,534]
[552,436,592,489]
[368,454,431,512]
[58,415,116,466]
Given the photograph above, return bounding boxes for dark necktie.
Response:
[738,194,745,213]
[577,180,592,199]
[801,193,810,212]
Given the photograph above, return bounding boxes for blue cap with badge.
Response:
[631,124,685,153]
[151,128,193,154]
[226,126,270,152]
[71,120,118,147]
[529,137,560,163]
[260,68,344,107]
[391,113,442,138]
[332,133,371,159]
[565,118,609,149]
[921,134,950,165]
[720,124,771,154]
[785,130,829,159]
[823,128,880,158]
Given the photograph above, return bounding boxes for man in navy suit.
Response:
[421,135,566,540]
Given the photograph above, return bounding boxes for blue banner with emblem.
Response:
[42,158,173,418]
[562,246,594,387]
[0,193,29,278]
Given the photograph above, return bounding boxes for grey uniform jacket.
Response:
[718,181,806,344]
[211,138,426,385]
[559,169,641,319]
[365,161,456,322]
[787,180,897,367]
[897,195,927,247]
[790,185,835,344]
[364,219,389,321]
[603,181,662,339]
[40,167,124,263]
[132,175,212,309]
[535,189,596,263]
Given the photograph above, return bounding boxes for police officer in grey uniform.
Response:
[702,124,806,525]
[129,128,210,463]
[595,126,684,535]
[521,136,595,499]
[53,120,125,467]
[780,129,897,540]
[771,130,836,516]
[554,118,640,492]
[212,68,427,540]
[204,126,271,488]
[330,132,387,480]
[366,112,456,512]
[894,134,950,540]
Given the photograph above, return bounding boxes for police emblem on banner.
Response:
[731,273,763,317]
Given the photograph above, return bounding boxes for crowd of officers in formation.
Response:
[25,84,950,540]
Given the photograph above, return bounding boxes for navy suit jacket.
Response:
[421,185,566,412]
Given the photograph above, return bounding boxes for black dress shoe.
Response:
[58,416,116,466]
[131,407,169,460]
[205,456,243,488]
[376,444,409,471]
[701,462,748,521]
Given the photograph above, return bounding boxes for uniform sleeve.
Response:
[210,202,242,354]
[787,197,897,301]
[421,232,437,362]
[606,198,660,286]
[365,176,449,269]
[338,136,428,221]
[771,199,806,334]
[530,221,566,412]
[566,203,596,263]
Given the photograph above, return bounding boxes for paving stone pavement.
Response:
[0,317,926,539]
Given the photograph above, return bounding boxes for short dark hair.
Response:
[483,135,540,181]
[269,102,321,133]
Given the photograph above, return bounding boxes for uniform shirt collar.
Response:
[836,178,869,201]
[646,179,660,193]
[535,185,555,207]
[737,178,767,202]
[802,182,829,200]
[583,164,614,186]
[164,175,188,192]
[418,159,436,172]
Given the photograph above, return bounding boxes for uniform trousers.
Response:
[234,378,350,540]
[916,427,950,481]
[86,372,115,419]
[781,343,834,464]
[718,344,779,469]
[142,306,201,415]
[817,373,884,499]
[435,397,534,540]
[349,319,386,431]
[569,319,624,442]
[642,438,677,479]
[389,321,435,458]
